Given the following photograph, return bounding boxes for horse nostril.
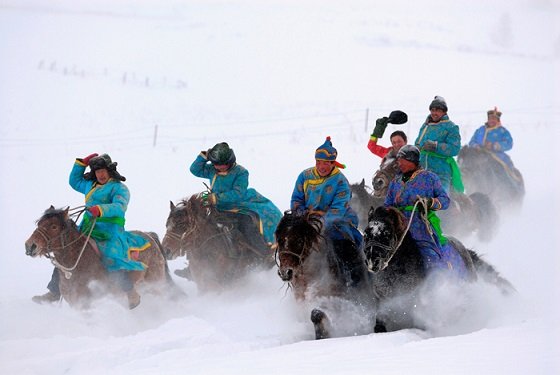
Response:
[25,243,37,256]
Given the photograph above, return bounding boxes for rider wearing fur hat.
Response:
[33,153,148,309]
[291,136,365,287]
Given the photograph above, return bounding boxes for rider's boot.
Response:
[127,288,141,310]
[32,291,61,304]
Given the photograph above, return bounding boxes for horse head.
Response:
[162,198,195,260]
[372,157,398,198]
[25,206,72,257]
[275,211,323,282]
[363,206,406,272]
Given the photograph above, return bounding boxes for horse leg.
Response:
[311,308,331,340]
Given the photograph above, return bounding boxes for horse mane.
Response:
[275,210,324,251]
[36,206,78,230]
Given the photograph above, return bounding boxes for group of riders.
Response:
[32,95,516,309]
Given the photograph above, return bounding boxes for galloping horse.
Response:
[367,157,499,242]
[363,206,514,332]
[458,145,525,211]
[275,211,376,339]
[162,195,273,293]
[350,179,384,231]
[25,206,171,309]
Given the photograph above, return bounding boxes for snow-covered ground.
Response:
[1,1,559,374]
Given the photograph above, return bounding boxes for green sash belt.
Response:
[402,206,448,245]
[81,215,126,241]
[423,150,464,193]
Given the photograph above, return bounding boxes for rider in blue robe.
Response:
[468,107,514,168]
[385,145,467,277]
[291,136,364,287]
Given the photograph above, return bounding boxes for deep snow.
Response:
[1,1,559,374]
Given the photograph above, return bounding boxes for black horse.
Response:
[363,206,515,332]
[458,145,525,212]
[275,211,377,339]
[368,157,499,242]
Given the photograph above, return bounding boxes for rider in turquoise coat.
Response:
[33,153,148,309]
[69,154,150,273]
[415,96,463,193]
[190,142,282,250]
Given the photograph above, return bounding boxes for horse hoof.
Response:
[127,290,141,310]
[311,308,330,340]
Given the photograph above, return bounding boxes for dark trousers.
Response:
[236,214,269,254]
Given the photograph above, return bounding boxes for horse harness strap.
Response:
[50,217,98,279]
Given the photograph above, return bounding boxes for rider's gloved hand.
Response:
[415,198,433,216]
[371,117,389,139]
[88,205,101,217]
[81,153,99,166]
[422,140,437,152]
[201,191,215,207]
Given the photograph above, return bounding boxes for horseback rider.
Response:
[468,107,515,168]
[290,136,365,287]
[175,142,282,278]
[415,96,464,193]
[33,153,149,309]
[385,145,466,275]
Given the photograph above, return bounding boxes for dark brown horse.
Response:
[364,206,515,332]
[275,210,376,339]
[162,195,273,293]
[368,157,499,242]
[24,206,171,309]
[458,145,525,212]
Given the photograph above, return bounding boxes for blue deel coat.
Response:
[190,154,282,244]
[385,168,467,277]
[69,161,150,272]
[290,166,362,246]
[415,114,461,191]
[469,124,514,167]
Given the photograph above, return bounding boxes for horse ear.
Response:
[170,201,175,210]
[63,206,70,219]
[360,178,365,187]
[49,205,55,209]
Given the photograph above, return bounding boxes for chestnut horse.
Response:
[162,195,273,293]
[25,206,172,309]
[275,210,377,339]
[364,206,515,332]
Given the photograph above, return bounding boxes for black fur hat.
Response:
[84,154,126,182]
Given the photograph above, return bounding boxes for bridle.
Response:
[34,209,97,279]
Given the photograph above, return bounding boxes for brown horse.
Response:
[275,210,376,339]
[25,206,171,309]
[162,195,273,293]
[369,157,499,242]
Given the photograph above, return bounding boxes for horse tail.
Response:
[467,249,516,295]
[469,192,499,242]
